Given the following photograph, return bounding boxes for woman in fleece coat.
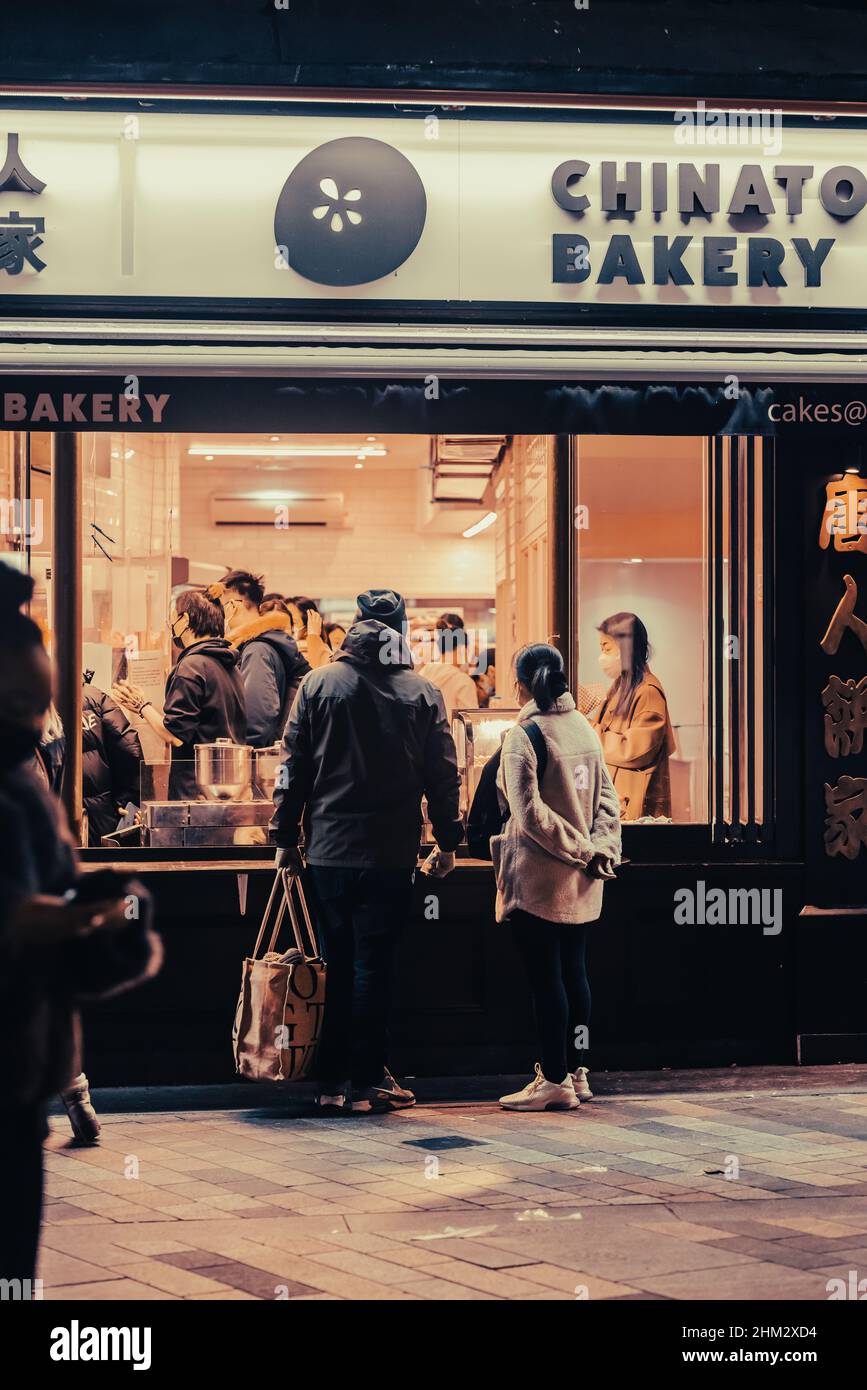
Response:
[493,643,621,1113]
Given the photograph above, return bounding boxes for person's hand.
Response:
[585,853,617,881]
[276,846,305,875]
[420,848,456,878]
[306,610,323,639]
[7,895,128,949]
[112,681,149,714]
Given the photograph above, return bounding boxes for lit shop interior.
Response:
[6,431,716,847]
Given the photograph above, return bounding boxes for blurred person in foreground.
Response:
[272,588,463,1115]
[0,564,162,1286]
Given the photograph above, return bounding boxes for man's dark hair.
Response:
[177,588,225,639]
[435,625,469,656]
[291,595,320,623]
[437,612,465,631]
[222,570,265,608]
[260,595,291,616]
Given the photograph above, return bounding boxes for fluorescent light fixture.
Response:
[624,557,644,564]
[462,510,497,539]
[188,443,386,458]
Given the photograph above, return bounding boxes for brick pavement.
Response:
[37,1075,867,1301]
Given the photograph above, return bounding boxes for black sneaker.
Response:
[315,1082,351,1116]
[353,1069,416,1112]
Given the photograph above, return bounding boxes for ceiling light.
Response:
[205,454,214,461]
[624,557,644,564]
[366,435,376,442]
[355,462,364,470]
[462,511,497,539]
[270,436,280,442]
[188,444,387,459]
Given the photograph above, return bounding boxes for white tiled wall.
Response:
[179,463,496,600]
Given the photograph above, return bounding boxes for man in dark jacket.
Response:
[82,679,143,845]
[273,588,463,1115]
[209,570,311,747]
[113,589,246,801]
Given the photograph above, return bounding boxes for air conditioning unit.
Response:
[210,492,347,528]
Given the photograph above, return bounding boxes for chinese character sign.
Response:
[822,674,867,757]
[0,132,46,277]
[819,474,867,555]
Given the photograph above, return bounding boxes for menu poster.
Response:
[122,650,168,765]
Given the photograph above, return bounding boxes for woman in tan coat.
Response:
[592,612,676,821]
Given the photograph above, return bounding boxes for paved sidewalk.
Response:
[39,1071,867,1301]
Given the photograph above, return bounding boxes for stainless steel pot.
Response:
[253,742,282,799]
[194,738,252,801]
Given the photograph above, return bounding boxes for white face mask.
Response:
[598,650,622,681]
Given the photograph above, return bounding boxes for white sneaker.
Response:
[500,1063,579,1112]
[572,1067,593,1101]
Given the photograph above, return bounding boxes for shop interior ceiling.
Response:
[177,431,497,536]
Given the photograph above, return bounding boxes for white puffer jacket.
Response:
[492,693,621,924]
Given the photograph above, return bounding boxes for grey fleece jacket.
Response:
[492,693,622,924]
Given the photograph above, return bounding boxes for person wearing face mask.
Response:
[0,563,162,1285]
[207,572,311,748]
[591,611,676,821]
[113,589,246,801]
[287,596,333,670]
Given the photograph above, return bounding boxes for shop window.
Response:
[574,434,770,834]
[575,436,709,823]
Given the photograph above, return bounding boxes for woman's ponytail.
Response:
[515,643,569,713]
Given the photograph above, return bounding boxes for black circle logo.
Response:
[274,136,427,287]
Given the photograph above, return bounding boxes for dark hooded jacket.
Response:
[82,682,143,844]
[162,639,247,800]
[229,610,311,748]
[272,619,463,868]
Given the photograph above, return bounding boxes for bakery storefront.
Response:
[1,99,865,1082]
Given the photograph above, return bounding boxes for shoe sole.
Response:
[500,1100,580,1112]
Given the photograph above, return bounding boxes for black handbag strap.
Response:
[522,718,548,784]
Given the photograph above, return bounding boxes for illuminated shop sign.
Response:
[550,161,863,288]
[1,110,866,311]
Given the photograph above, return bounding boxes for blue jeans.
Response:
[307,866,415,1088]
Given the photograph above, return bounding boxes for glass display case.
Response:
[452,707,521,818]
[419,707,519,845]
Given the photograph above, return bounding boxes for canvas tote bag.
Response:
[233,869,326,1081]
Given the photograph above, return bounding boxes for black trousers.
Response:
[0,1107,45,1286]
[308,865,415,1088]
[509,911,592,1083]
